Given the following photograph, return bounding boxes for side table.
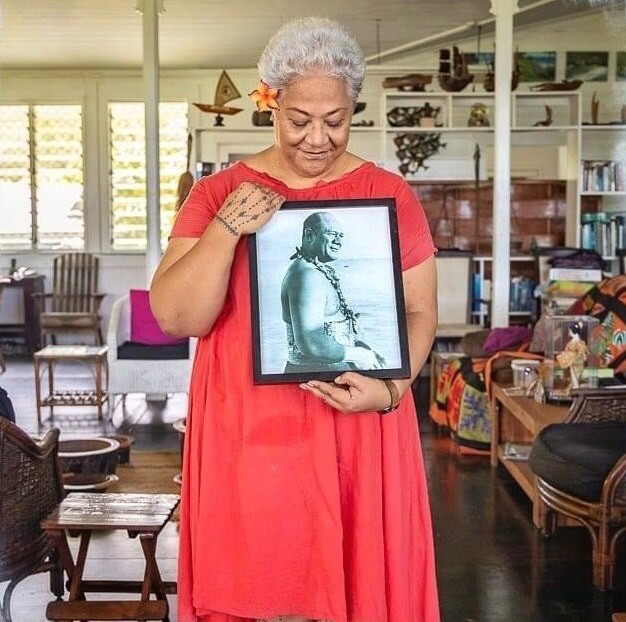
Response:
[33,345,109,424]
[489,382,568,527]
[41,492,180,621]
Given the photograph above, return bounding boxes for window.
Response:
[0,104,84,250]
[109,102,188,251]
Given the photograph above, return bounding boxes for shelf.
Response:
[474,255,534,262]
[512,126,578,132]
[581,124,626,131]
[497,444,535,499]
[580,191,626,196]
[385,127,492,133]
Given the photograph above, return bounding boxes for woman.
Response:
[151,17,440,622]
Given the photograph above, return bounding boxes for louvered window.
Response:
[0,104,84,250]
[109,102,188,250]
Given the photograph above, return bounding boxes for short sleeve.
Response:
[170,166,252,238]
[169,179,215,238]
[394,179,437,271]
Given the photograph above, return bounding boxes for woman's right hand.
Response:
[214,181,284,236]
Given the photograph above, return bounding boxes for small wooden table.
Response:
[33,345,109,423]
[41,492,180,621]
[490,382,568,527]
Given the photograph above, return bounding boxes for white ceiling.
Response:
[0,0,612,71]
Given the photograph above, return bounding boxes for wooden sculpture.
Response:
[193,71,243,126]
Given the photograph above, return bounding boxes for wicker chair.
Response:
[0,419,64,621]
[530,387,626,591]
[107,295,196,415]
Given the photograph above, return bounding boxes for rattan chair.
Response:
[531,387,626,591]
[106,295,195,415]
[0,419,64,621]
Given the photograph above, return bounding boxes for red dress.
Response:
[171,161,440,622]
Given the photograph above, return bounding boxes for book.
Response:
[548,267,603,282]
[547,280,596,297]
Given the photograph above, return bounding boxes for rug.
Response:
[110,450,182,518]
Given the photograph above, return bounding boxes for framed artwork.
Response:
[464,51,495,67]
[517,51,556,82]
[248,198,410,384]
[565,51,609,82]
[616,51,626,81]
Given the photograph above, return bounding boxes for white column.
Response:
[141,0,161,286]
[489,0,519,328]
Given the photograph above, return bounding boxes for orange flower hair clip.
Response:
[249,80,280,112]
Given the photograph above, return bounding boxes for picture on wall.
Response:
[616,51,626,81]
[565,51,609,82]
[248,198,410,384]
[464,52,494,67]
[517,52,557,82]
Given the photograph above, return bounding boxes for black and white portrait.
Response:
[249,198,410,383]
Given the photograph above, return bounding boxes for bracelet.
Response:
[377,379,400,415]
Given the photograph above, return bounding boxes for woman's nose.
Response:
[306,122,327,146]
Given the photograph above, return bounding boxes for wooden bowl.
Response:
[62,472,119,492]
[58,437,120,475]
[104,434,135,464]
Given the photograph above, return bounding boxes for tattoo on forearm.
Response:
[214,213,239,236]
[216,184,283,235]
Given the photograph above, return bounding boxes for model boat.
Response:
[193,71,243,126]
[438,47,473,92]
[483,51,520,92]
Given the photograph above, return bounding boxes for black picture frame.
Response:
[249,198,410,384]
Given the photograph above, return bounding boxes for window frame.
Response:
[0,101,87,252]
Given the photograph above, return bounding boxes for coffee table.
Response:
[41,492,179,621]
[33,345,109,424]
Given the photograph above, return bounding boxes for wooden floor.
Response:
[1,354,625,621]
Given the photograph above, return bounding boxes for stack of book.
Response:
[581,159,624,192]
[545,266,603,310]
[581,212,625,257]
[510,276,535,313]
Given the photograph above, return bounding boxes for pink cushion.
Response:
[129,289,186,346]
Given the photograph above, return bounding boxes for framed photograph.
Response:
[249,198,410,384]
[565,51,609,82]
[518,51,556,82]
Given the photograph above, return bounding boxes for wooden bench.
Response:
[41,492,179,621]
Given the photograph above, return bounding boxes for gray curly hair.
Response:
[257,17,365,101]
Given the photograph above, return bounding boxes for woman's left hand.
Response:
[300,372,396,414]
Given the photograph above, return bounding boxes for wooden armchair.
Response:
[529,387,626,591]
[0,419,64,621]
[35,252,105,346]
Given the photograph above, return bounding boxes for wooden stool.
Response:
[33,345,109,423]
[41,492,179,621]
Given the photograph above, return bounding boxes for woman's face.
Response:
[273,70,354,180]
